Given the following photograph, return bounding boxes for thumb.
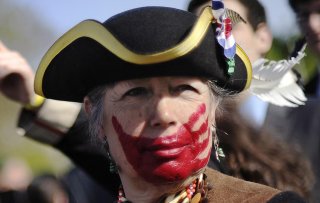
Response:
[0,41,9,52]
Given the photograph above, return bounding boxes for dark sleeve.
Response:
[18,101,120,196]
[54,108,121,196]
[61,168,116,203]
[267,191,306,203]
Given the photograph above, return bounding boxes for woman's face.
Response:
[102,76,218,184]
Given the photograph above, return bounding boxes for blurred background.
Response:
[0,0,317,183]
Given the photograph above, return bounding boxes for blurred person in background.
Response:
[0,158,32,203]
[188,0,315,200]
[27,174,69,203]
[289,0,320,97]
[263,0,320,201]
[0,158,33,191]
[188,0,272,129]
[27,168,113,203]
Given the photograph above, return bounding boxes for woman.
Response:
[33,5,305,203]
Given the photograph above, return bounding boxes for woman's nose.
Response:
[149,96,177,128]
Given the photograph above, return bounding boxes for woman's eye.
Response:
[123,87,149,97]
[173,84,198,93]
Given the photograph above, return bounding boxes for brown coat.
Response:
[205,167,280,202]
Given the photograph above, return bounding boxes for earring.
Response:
[103,138,118,174]
[211,125,225,162]
[107,150,118,174]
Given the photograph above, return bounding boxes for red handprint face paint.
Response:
[112,103,212,184]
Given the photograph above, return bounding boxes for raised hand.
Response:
[0,41,35,104]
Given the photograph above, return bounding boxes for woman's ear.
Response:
[83,96,92,117]
[255,22,273,55]
[84,96,106,140]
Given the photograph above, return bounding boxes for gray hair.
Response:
[86,80,232,142]
[86,85,108,145]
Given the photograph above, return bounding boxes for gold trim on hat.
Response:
[236,44,252,90]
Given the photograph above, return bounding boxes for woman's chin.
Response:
[139,160,207,186]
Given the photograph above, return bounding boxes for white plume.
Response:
[249,44,307,107]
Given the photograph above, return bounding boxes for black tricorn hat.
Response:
[35,6,252,102]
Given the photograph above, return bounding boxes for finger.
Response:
[0,51,26,64]
[0,41,9,52]
[0,61,14,80]
[0,51,31,71]
[0,56,34,80]
[0,58,25,78]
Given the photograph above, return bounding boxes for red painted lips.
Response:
[139,128,192,159]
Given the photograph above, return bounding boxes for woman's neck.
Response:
[118,172,201,203]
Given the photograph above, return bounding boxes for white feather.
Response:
[249,44,307,107]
